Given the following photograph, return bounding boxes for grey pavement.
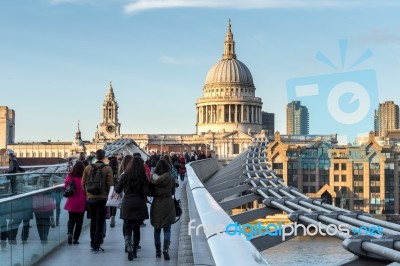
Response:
[36,181,185,266]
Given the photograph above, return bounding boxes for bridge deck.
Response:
[36,183,184,266]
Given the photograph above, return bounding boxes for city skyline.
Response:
[1,1,400,142]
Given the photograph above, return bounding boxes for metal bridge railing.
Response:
[186,160,269,266]
[0,173,75,266]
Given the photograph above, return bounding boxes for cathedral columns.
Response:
[240,104,244,123]
[228,105,231,122]
[196,107,198,124]
[234,105,237,122]
[252,105,255,123]
[213,105,216,123]
[207,106,210,123]
[255,106,258,124]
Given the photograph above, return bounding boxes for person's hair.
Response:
[95,149,105,161]
[71,161,85,177]
[78,152,86,161]
[163,155,171,165]
[118,155,133,176]
[154,159,171,176]
[123,156,147,194]
[108,157,119,175]
[133,152,141,157]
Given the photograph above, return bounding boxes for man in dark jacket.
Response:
[82,149,113,253]
[7,153,25,194]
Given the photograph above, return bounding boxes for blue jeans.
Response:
[154,225,171,245]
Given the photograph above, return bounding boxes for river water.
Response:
[262,235,399,266]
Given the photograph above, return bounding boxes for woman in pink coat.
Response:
[64,161,86,245]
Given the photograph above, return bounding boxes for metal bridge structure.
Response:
[186,137,400,265]
[2,137,400,265]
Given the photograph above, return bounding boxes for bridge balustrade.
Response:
[0,172,88,266]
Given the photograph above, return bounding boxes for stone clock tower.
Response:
[95,82,121,142]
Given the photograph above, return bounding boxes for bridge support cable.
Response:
[248,175,399,237]
[252,139,400,262]
[248,179,400,262]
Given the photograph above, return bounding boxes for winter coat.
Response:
[82,161,113,200]
[178,157,186,174]
[150,172,175,228]
[64,173,86,213]
[115,173,152,220]
[8,158,24,173]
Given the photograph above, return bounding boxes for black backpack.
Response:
[86,163,107,195]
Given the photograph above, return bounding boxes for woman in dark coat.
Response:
[150,159,175,260]
[115,156,151,261]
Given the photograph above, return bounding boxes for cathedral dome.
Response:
[205,58,253,85]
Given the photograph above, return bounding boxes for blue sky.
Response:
[1,0,400,143]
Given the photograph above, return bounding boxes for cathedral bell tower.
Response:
[95,81,121,142]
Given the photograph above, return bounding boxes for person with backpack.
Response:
[7,153,25,194]
[82,149,113,253]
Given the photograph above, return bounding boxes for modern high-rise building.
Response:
[374,101,399,137]
[261,111,274,136]
[286,101,309,135]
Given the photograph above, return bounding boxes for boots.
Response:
[163,240,171,260]
[110,216,115,228]
[155,243,161,258]
[125,236,133,261]
[67,234,73,245]
[133,237,139,258]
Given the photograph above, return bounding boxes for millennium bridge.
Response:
[1,138,400,265]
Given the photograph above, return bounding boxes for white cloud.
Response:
[123,0,400,14]
[161,54,191,65]
[48,0,127,5]
[47,0,400,13]
[358,28,400,45]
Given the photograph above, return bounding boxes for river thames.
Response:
[262,235,400,266]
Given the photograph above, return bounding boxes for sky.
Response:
[1,0,400,143]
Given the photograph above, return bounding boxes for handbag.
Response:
[173,191,182,223]
[63,176,76,198]
[106,186,123,208]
